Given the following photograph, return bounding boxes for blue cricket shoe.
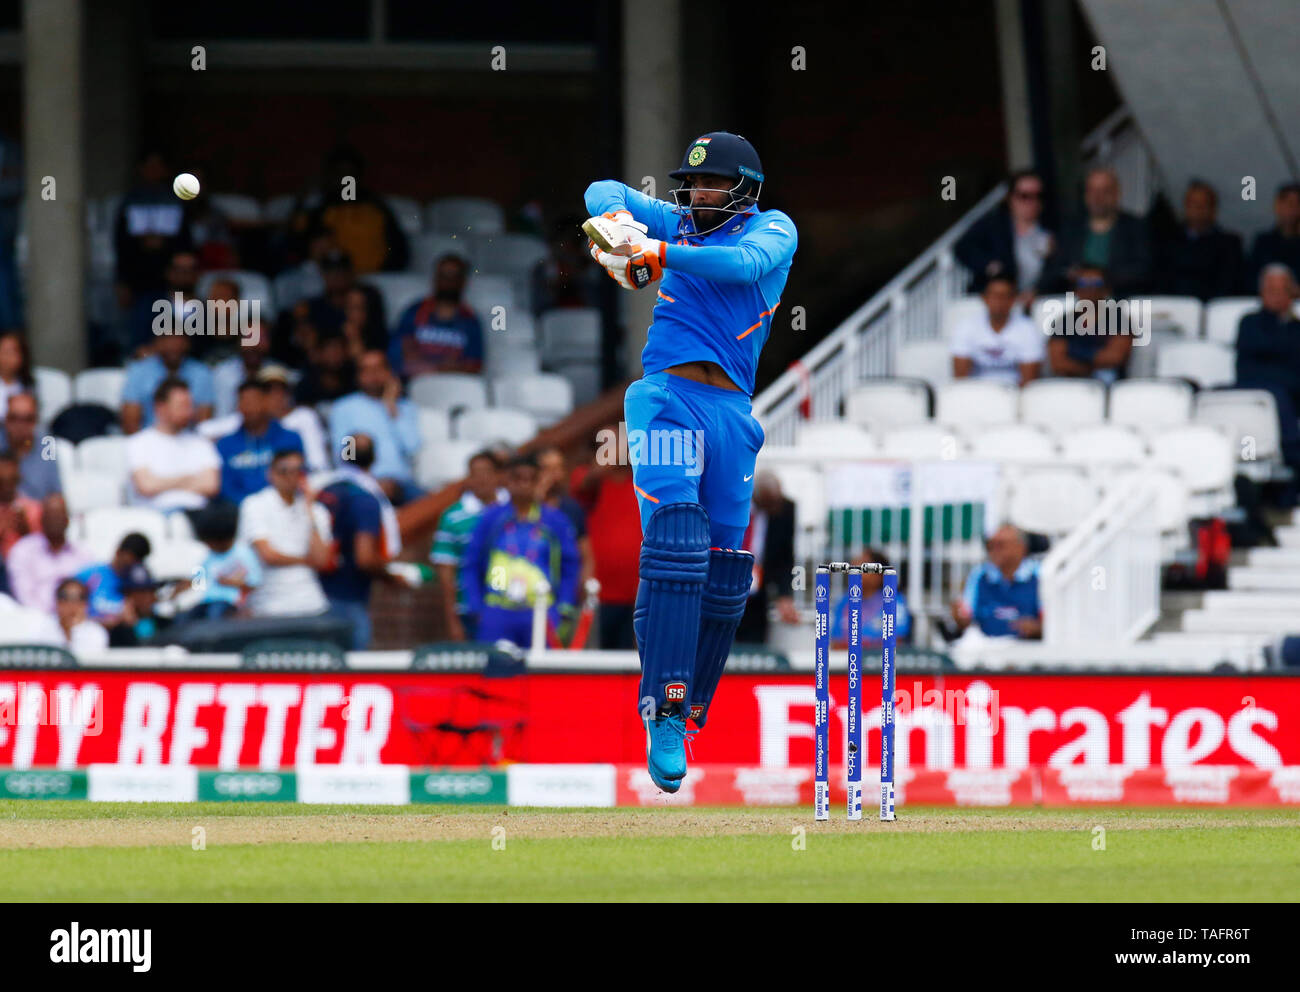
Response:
[645,710,691,792]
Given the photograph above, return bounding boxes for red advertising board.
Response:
[0,669,1296,770]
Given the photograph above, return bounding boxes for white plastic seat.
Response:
[208,193,262,224]
[360,272,429,331]
[967,424,1056,463]
[415,439,483,490]
[33,367,72,420]
[1126,328,1179,381]
[410,231,475,274]
[196,269,277,322]
[407,373,489,413]
[796,421,878,459]
[876,423,961,461]
[1019,378,1106,429]
[1150,425,1237,506]
[73,368,127,409]
[554,362,603,406]
[425,197,506,235]
[1195,389,1280,475]
[941,295,987,339]
[1155,340,1235,388]
[417,407,452,446]
[454,408,538,446]
[147,538,209,583]
[1006,468,1101,537]
[1144,296,1203,338]
[486,340,542,378]
[471,233,548,276]
[1108,378,1194,432]
[935,379,1018,428]
[75,435,131,486]
[1029,294,1068,335]
[893,340,952,388]
[494,373,574,426]
[54,438,76,494]
[539,309,601,363]
[385,195,424,237]
[1058,424,1148,467]
[844,379,930,429]
[464,275,516,319]
[1105,468,1191,544]
[76,506,171,562]
[1203,297,1261,346]
[61,470,123,514]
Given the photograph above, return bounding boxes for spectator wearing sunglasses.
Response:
[954,169,1054,305]
[36,577,109,655]
[1046,265,1134,383]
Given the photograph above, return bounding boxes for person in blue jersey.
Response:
[583,132,797,792]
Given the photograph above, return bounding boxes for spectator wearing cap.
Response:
[121,331,215,433]
[108,562,167,647]
[954,169,1054,304]
[75,531,152,629]
[302,145,409,275]
[1235,264,1300,504]
[0,452,39,556]
[1247,182,1300,290]
[0,392,60,500]
[5,494,89,613]
[237,448,331,618]
[261,365,329,472]
[1153,181,1243,301]
[212,315,273,418]
[1046,265,1134,383]
[215,381,305,505]
[328,349,422,506]
[314,433,402,649]
[35,578,109,655]
[126,377,221,512]
[1038,166,1152,297]
[431,448,505,641]
[950,274,1044,385]
[952,524,1042,640]
[389,254,484,378]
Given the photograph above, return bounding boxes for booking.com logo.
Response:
[151,295,262,347]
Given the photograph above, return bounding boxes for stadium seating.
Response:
[1149,425,1236,514]
[73,368,127,409]
[410,231,475,274]
[1154,340,1235,387]
[385,195,424,237]
[407,372,490,413]
[209,194,262,224]
[796,421,877,459]
[360,272,428,330]
[1058,424,1147,467]
[492,373,574,426]
[464,274,516,318]
[935,379,1018,428]
[61,469,123,514]
[75,435,131,487]
[469,233,548,276]
[416,407,452,447]
[416,438,484,490]
[1194,389,1281,480]
[73,506,171,562]
[196,269,278,322]
[539,308,601,363]
[1019,378,1106,429]
[425,197,506,235]
[1145,296,1203,338]
[877,422,957,460]
[844,379,931,430]
[1107,378,1194,432]
[941,296,985,338]
[893,340,951,388]
[1203,297,1259,345]
[33,366,73,421]
[967,423,1057,463]
[1006,468,1101,538]
[454,407,539,446]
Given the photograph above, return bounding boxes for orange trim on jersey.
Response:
[634,485,660,504]
[736,300,781,340]
[657,290,675,303]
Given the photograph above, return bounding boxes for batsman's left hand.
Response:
[590,238,665,291]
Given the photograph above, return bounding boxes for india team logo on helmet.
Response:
[687,138,711,166]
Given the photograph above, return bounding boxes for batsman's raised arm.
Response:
[584,180,678,242]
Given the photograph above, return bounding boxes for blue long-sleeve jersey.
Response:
[584,181,798,396]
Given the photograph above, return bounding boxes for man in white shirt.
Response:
[127,377,220,512]
[949,274,1044,386]
[237,448,331,617]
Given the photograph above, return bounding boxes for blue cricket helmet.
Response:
[669,131,765,234]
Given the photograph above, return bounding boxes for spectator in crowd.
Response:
[1247,182,1300,290]
[537,445,590,580]
[329,349,422,505]
[113,150,193,308]
[0,329,33,419]
[951,524,1042,640]
[124,249,204,357]
[1235,263,1300,505]
[287,250,387,362]
[184,505,261,621]
[532,216,602,314]
[0,393,60,500]
[272,222,333,318]
[0,453,39,556]
[954,169,1054,303]
[107,563,166,647]
[950,273,1044,385]
[571,427,641,649]
[432,448,504,641]
[340,286,387,363]
[261,365,329,472]
[121,331,215,433]
[831,548,912,649]
[37,577,109,655]
[237,448,330,618]
[315,433,401,649]
[294,330,358,407]
[736,471,799,644]
[1154,180,1242,301]
[6,494,89,612]
[75,531,152,630]
[211,316,273,418]
[126,378,220,512]
[216,381,305,505]
[1039,166,1151,297]
[196,275,242,358]
[1046,265,1133,383]
[461,452,580,648]
[302,145,409,274]
[390,254,484,378]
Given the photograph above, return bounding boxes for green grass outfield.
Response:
[1,801,1297,901]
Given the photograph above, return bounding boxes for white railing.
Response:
[1081,106,1159,215]
[1039,475,1162,645]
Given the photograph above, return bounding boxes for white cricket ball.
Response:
[173,173,200,201]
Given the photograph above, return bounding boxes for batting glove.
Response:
[582,210,649,252]
[590,238,666,291]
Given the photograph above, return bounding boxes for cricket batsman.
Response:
[583,131,797,791]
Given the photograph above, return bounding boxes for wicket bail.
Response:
[814,562,897,822]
